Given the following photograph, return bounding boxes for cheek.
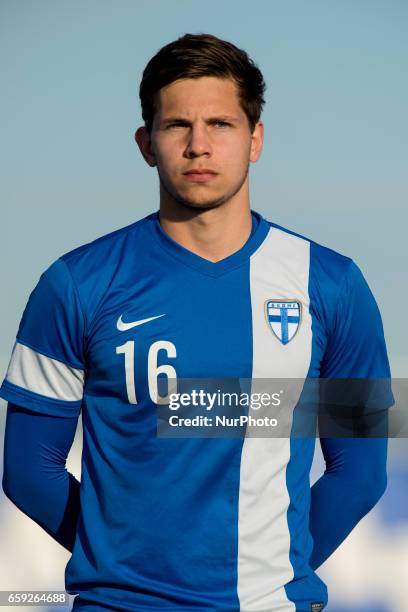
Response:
[222,143,251,173]
[220,133,251,158]
[155,146,180,173]
[153,135,181,162]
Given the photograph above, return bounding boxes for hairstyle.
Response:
[139,33,266,133]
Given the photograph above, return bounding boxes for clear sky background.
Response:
[1,2,407,610]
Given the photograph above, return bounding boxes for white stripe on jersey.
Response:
[237,227,312,611]
[6,342,84,402]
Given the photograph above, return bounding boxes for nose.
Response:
[184,123,212,158]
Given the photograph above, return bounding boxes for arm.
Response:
[309,259,393,569]
[308,435,387,570]
[2,402,81,552]
[0,259,86,549]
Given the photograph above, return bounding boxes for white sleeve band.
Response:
[6,342,84,402]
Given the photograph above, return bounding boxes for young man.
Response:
[1,34,392,611]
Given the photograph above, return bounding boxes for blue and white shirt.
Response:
[0,210,392,611]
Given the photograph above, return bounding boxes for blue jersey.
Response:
[0,210,391,611]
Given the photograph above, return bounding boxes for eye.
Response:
[213,121,230,128]
[166,122,189,130]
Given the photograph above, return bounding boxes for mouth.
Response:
[183,169,218,183]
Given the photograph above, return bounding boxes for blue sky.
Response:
[1,0,407,375]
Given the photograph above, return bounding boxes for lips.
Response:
[183,169,217,175]
[183,169,218,182]
[184,170,217,183]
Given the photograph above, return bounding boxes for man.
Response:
[1,34,392,611]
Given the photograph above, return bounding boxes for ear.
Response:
[249,121,264,163]
[135,126,156,167]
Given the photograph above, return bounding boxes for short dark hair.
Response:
[139,33,266,133]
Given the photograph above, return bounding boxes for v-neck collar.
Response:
[148,209,270,278]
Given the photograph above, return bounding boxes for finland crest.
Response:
[265,300,302,345]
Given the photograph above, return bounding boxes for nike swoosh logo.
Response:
[117,314,166,331]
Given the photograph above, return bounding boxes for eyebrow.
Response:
[160,115,240,127]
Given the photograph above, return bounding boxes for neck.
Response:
[158,184,253,263]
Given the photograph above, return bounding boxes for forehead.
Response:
[155,76,244,117]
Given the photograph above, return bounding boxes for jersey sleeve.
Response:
[0,259,86,417]
[320,259,394,412]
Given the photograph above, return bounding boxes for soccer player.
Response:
[1,34,392,611]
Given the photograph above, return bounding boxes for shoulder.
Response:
[262,218,362,338]
[52,211,157,289]
[40,212,158,327]
[59,212,156,270]
[264,219,354,284]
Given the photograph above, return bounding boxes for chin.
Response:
[173,189,229,210]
